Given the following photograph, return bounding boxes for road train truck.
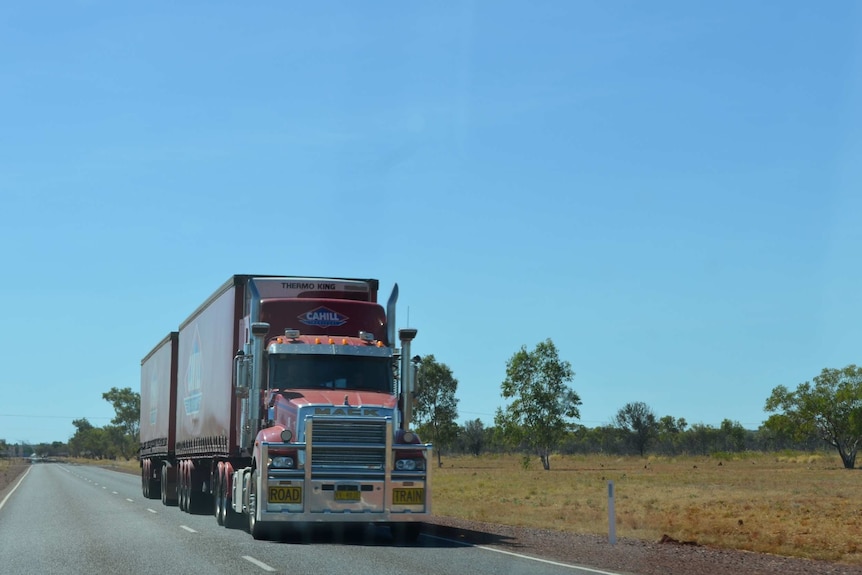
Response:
[139,275,430,540]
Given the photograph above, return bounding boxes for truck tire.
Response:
[214,472,224,525]
[161,466,173,506]
[142,460,157,498]
[178,466,188,512]
[142,462,160,500]
[188,485,201,513]
[247,469,271,540]
[219,475,244,529]
[181,463,210,514]
[145,477,160,499]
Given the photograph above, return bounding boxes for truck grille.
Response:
[310,419,387,471]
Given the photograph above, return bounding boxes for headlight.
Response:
[395,458,425,471]
[269,456,295,469]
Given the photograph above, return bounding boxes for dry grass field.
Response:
[0,459,29,494]
[433,452,862,564]
[26,451,862,565]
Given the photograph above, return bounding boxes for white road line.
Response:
[112,491,118,495]
[423,533,625,575]
[126,498,134,502]
[180,525,197,533]
[147,508,157,514]
[102,486,107,490]
[242,556,276,572]
[0,467,31,513]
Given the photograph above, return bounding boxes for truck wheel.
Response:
[143,463,161,500]
[185,465,211,514]
[188,485,201,513]
[146,477,160,499]
[220,475,243,529]
[247,469,270,540]
[178,468,188,512]
[214,473,225,525]
[161,467,171,506]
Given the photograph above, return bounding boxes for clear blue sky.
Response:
[2,2,860,444]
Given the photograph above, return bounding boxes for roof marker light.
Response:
[328,337,334,345]
[315,337,321,345]
[342,338,348,345]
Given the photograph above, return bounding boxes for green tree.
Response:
[718,419,747,452]
[765,365,862,469]
[412,355,459,467]
[102,387,140,438]
[614,401,658,456]
[494,338,581,470]
[68,418,109,458]
[460,419,486,456]
[684,423,720,455]
[656,415,687,455]
[104,424,136,459]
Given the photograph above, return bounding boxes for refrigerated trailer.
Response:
[139,275,430,540]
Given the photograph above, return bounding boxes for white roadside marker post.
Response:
[608,480,616,545]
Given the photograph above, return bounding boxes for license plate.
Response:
[393,488,424,505]
[335,490,360,502]
[269,486,302,504]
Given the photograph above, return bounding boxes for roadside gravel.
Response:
[0,462,27,503]
[423,516,862,575]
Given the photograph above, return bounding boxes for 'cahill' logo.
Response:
[299,306,348,327]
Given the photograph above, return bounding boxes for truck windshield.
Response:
[268,354,393,393]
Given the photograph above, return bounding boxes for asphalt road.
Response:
[0,463,622,575]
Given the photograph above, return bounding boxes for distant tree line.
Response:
[413,340,860,470]
[67,387,140,460]
[437,415,826,461]
[39,344,862,471]
[0,439,68,459]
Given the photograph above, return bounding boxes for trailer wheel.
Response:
[247,469,271,540]
[142,461,160,500]
[145,476,160,500]
[178,465,188,512]
[161,466,174,506]
[188,481,203,513]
